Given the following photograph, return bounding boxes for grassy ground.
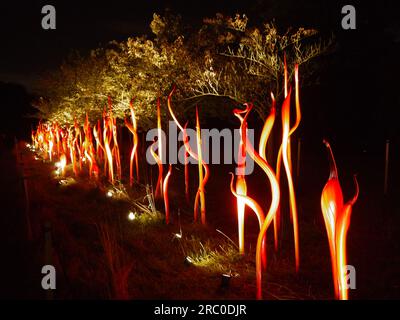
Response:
[6,139,399,299]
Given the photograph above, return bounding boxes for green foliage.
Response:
[186,14,334,118]
[181,235,241,274]
[33,12,333,127]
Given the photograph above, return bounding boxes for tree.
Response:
[33,12,333,127]
[183,14,334,119]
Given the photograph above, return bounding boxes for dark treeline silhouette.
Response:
[0,82,37,147]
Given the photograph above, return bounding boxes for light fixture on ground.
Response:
[128,211,136,221]
[184,256,194,266]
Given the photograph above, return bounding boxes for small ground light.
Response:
[107,190,113,197]
[172,231,183,242]
[184,256,194,266]
[58,177,76,187]
[128,211,136,220]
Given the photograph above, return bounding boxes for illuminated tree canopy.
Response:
[33,12,333,128]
